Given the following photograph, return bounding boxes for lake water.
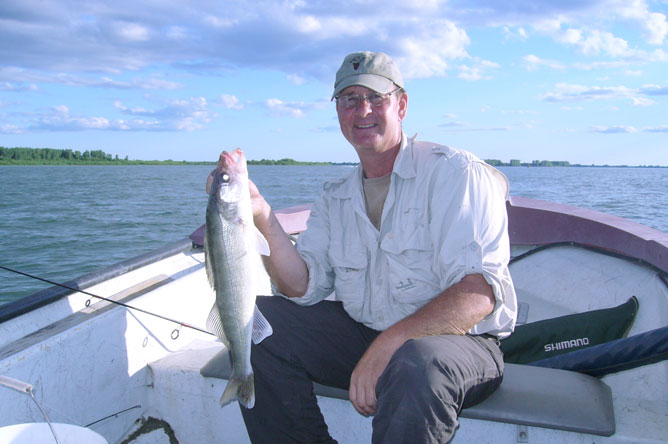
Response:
[2,164,668,303]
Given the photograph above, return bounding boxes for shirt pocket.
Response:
[328,246,368,314]
[380,214,440,304]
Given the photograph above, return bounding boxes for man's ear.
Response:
[398,93,408,120]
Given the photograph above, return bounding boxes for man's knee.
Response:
[377,335,498,403]
[378,338,450,397]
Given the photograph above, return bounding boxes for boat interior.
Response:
[1,197,667,443]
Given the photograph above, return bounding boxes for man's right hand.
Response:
[248,178,272,228]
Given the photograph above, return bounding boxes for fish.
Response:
[204,148,270,409]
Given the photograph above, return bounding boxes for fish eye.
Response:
[221,173,230,183]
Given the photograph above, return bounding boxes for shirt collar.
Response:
[332,132,415,199]
[392,132,416,180]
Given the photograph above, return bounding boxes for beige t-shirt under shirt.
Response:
[363,173,391,230]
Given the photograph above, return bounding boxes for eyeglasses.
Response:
[334,87,402,109]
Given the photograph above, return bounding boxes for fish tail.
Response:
[220,374,255,409]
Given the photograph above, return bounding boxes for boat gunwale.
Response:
[0,238,193,324]
[507,196,668,274]
[4,195,668,324]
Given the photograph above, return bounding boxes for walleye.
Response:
[204,148,270,409]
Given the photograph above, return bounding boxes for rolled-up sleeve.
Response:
[431,160,517,338]
[272,194,335,305]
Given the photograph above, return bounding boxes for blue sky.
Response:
[1,0,667,165]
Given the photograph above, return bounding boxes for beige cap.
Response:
[332,51,404,99]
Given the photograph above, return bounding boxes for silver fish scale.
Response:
[205,180,257,408]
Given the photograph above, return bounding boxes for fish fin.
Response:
[252,305,273,345]
[203,231,215,290]
[253,226,271,256]
[220,374,255,409]
[206,304,230,349]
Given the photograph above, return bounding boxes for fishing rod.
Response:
[0,265,214,338]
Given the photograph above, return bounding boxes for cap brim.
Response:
[332,74,395,99]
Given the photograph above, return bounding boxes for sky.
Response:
[1,0,667,165]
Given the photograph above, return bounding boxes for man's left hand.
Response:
[349,332,404,416]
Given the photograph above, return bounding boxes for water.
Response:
[2,165,667,303]
[499,166,668,232]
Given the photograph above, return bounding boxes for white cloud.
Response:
[611,0,668,45]
[641,84,668,95]
[395,20,471,78]
[579,30,634,57]
[631,97,655,106]
[504,26,528,41]
[32,105,112,130]
[529,1,668,58]
[545,25,636,58]
[0,124,24,134]
[645,125,668,133]
[591,125,638,133]
[522,54,566,71]
[265,98,305,118]
[542,82,664,105]
[287,74,306,85]
[0,67,182,90]
[2,0,665,85]
[295,15,321,33]
[2,0,668,144]
[572,60,631,70]
[0,81,39,92]
[645,12,668,45]
[440,120,467,128]
[25,97,213,132]
[113,21,150,42]
[204,15,238,29]
[457,59,500,81]
[220,94,244,110]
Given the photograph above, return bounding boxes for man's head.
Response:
[333,52,408,160]
[332,51,404,100]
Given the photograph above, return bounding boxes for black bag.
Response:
[500,296,639,364]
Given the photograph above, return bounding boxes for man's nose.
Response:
[355,97,374,115]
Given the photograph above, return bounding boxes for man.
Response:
[209,51,517,443]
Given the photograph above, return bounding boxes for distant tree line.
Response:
[0,147,356,166]
[0,147,212,165]
[1,146,664,167]
[0,146,125,164]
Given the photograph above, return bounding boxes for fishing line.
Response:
[85,405,142,428]
[0,265,213,338]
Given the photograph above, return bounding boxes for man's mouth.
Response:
[355,123,377,129]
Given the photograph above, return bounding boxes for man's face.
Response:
[336,85,408,155]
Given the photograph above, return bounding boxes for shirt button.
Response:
[470,242,479,251]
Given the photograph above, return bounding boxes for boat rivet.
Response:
[517,425,528,442]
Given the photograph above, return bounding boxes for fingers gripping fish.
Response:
[204,149,271,409]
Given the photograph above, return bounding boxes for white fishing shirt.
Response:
[282,134,517,338]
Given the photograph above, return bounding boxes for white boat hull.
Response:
[1,198,667,443]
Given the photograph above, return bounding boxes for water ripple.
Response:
[2,164,667,303]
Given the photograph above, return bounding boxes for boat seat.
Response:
[200,350,615,437]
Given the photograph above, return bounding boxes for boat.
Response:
[1,196,666,443]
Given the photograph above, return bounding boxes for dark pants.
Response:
[241,296,504,444]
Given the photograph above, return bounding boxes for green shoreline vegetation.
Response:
[1,146,666,168]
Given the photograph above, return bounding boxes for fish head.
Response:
[211,149,250,219]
